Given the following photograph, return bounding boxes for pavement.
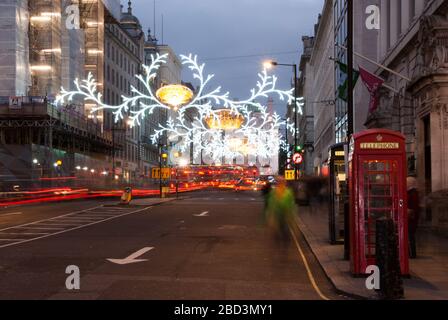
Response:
[0,190,346,300]
[296,201,448,300]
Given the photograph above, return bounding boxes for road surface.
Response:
[0,190,346,300]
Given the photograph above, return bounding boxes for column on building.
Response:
[401,0,412,33]
[389,0,400,46]
[379,0,389,58]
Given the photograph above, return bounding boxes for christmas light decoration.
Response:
[56,53,304,162]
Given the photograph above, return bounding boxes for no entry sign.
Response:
[292,153,303,165]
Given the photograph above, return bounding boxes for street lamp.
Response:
[264,60,299,179]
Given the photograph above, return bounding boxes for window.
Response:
[409,0,415,19]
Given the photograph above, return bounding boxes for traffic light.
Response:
[160,145,168,161]
[295,145,306,154]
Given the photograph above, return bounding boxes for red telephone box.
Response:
[348,129,409,276]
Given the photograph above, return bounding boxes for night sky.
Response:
[130,0,324,114]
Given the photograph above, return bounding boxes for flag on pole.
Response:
[336,61,359,102]
[359,66,384,113]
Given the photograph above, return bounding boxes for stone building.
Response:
[0,0,116,186]
[307,2,335,175]
[296,35,316,176]
[104,1,146,183]
[366,0,448,228]
[333,0,381,143]
[301,0,379,176]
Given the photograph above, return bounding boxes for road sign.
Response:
[292,152,303,165]
[285,170,295,181]
[151,167,171,179]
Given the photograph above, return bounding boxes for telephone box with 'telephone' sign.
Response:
[348,129,409,276]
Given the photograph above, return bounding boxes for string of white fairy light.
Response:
[55,53,304,162]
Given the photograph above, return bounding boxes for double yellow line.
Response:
[289,225,331,301]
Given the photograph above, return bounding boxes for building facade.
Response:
[0,0,184,188]
[0,0,115,188]
[366,0,448,227]
[333,0,380,144]
[297,36,316,176]
[104,1,146,183]
[308,1,335,175]
[0,0,31,97]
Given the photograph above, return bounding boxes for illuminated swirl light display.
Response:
[56,53,304,162]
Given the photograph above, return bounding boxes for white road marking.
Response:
[0,206,152,249]
[107,247,154,265]
[0,212,22,217]
[0,232,49,235]
[55,218,102,222]
[74,214,117,218]
[0,205,104,233]
[194,211,209,217]
[35,223,82,226]
[80,212,123,215]
[15,226,66,230]
[0,239,27,242]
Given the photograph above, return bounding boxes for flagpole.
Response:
[336,44,411,82]
[347,0,354,137]
[329,56,399,94]
[343,0,354,263]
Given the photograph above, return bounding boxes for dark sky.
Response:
[130,0,324,114]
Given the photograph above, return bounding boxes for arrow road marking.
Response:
[107,247,154,265]
[194,211,209,217]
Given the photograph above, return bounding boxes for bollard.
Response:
[120,187,132,205]
[375,218,404,300]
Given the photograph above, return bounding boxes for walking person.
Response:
[265,177,297,242]
[407,176,420,259]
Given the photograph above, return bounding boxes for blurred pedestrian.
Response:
[261,180,272,209]
[265,177,297,241]
[407,176,420,259]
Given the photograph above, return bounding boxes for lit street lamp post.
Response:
[154,82,194,198]
[264,61,299,179]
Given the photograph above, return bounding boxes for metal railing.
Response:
[0,96,112,141]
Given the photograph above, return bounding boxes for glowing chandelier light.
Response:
[56,52,303,161]
[205,109,245,130]
[156,84,194,110]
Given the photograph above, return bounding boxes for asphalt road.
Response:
[0,190,346,300]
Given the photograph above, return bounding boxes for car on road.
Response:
[234,178,258,192]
